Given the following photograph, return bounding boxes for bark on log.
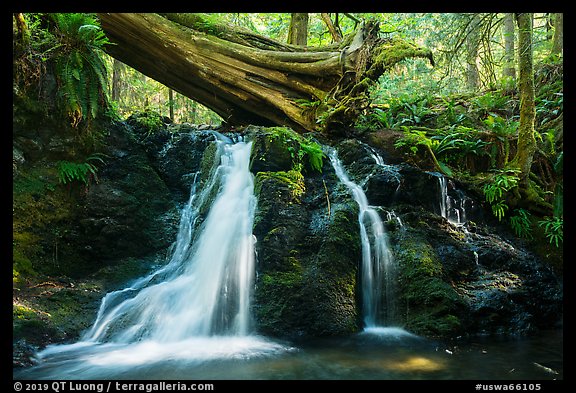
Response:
[97,13,433,133]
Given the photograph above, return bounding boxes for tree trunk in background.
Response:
[288,13,309,46]
[513,13,536,189]
[551,13,563,57]
[546,13,554,41]
[321,13,343,43]
[465,13,481,91]
[189,100,197,123]
[111,58,125,102]
[97,13,433,134]
[503,13,516,80]
[168,88,174,122]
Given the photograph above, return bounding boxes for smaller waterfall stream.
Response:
[327,148,398,329]
[431,172,470,226]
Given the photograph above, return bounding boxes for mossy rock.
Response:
[317,203,361,275]
[248,126,325,175]
[395,233,468,337]
[249,127,299,173]
[13,280,103,345]
[256,169,305,203]
[81,151,177,263]
[126,110,170,136]
[253,271,306,337]
[13,303,57,344]
[254,268,359,338]
[198,141,218,185]
[251,145,361,338]
[12,165,87,278]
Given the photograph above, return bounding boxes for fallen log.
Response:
[97,13,433,133]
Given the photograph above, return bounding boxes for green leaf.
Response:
[437,161,452,177]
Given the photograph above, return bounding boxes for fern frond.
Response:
[57,159,101,186]
[50,13,111,125]
[59,56,82,118]
[88,72,99,119]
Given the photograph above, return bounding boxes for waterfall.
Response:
[432,172,469,226]
[29,134,290,376]
[86,136,257,342]
[368,145,403,227]
[327,148,397,328]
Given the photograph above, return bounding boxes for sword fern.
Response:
[51,13,111,126]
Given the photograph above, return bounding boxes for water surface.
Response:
[15,328,562,380]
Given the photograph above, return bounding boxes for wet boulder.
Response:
[251,132,361,339]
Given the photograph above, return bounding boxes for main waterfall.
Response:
[86,136,257,341]
[22,134,290,379]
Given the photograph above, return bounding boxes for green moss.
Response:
[163,13,227,38]
[254,270,306,335]
[256,168,305,203]
[336,273,356,298]
[13,246,35,280]
[408,311,462,336]
[328,207,359,244]
[250,127,325,212]
[190,141,220,216]
[13,303,52,341]
[14,284,103,345]
[262,126,325,173]
[37,288,100,336]
[368,37,433,78]
[199,139,218,182]
[13,304,40,320]
[13,166,57,195]
[130,110,165,134]
[261,271,304,287]
[13,166,80,278]
[396,235,465,337]
[317,205,361,275]
[91,257,156,291]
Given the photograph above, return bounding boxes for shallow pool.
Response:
[14,328,562,381]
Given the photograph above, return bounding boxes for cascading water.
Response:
[14,136,561,380]
[431,172,469,226]
[327,148,398,329]
[21,133,290,379]
[430,172,482,270]
[368,145,403,227]
[87,135,256,341]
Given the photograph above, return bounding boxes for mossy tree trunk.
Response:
[96,13,433,133]
[288,13,309,46]
[509,13,553,213]
[465,13,481,91]
[512,13,536,188]
[551,13,563,57]
[321,13,343,42]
